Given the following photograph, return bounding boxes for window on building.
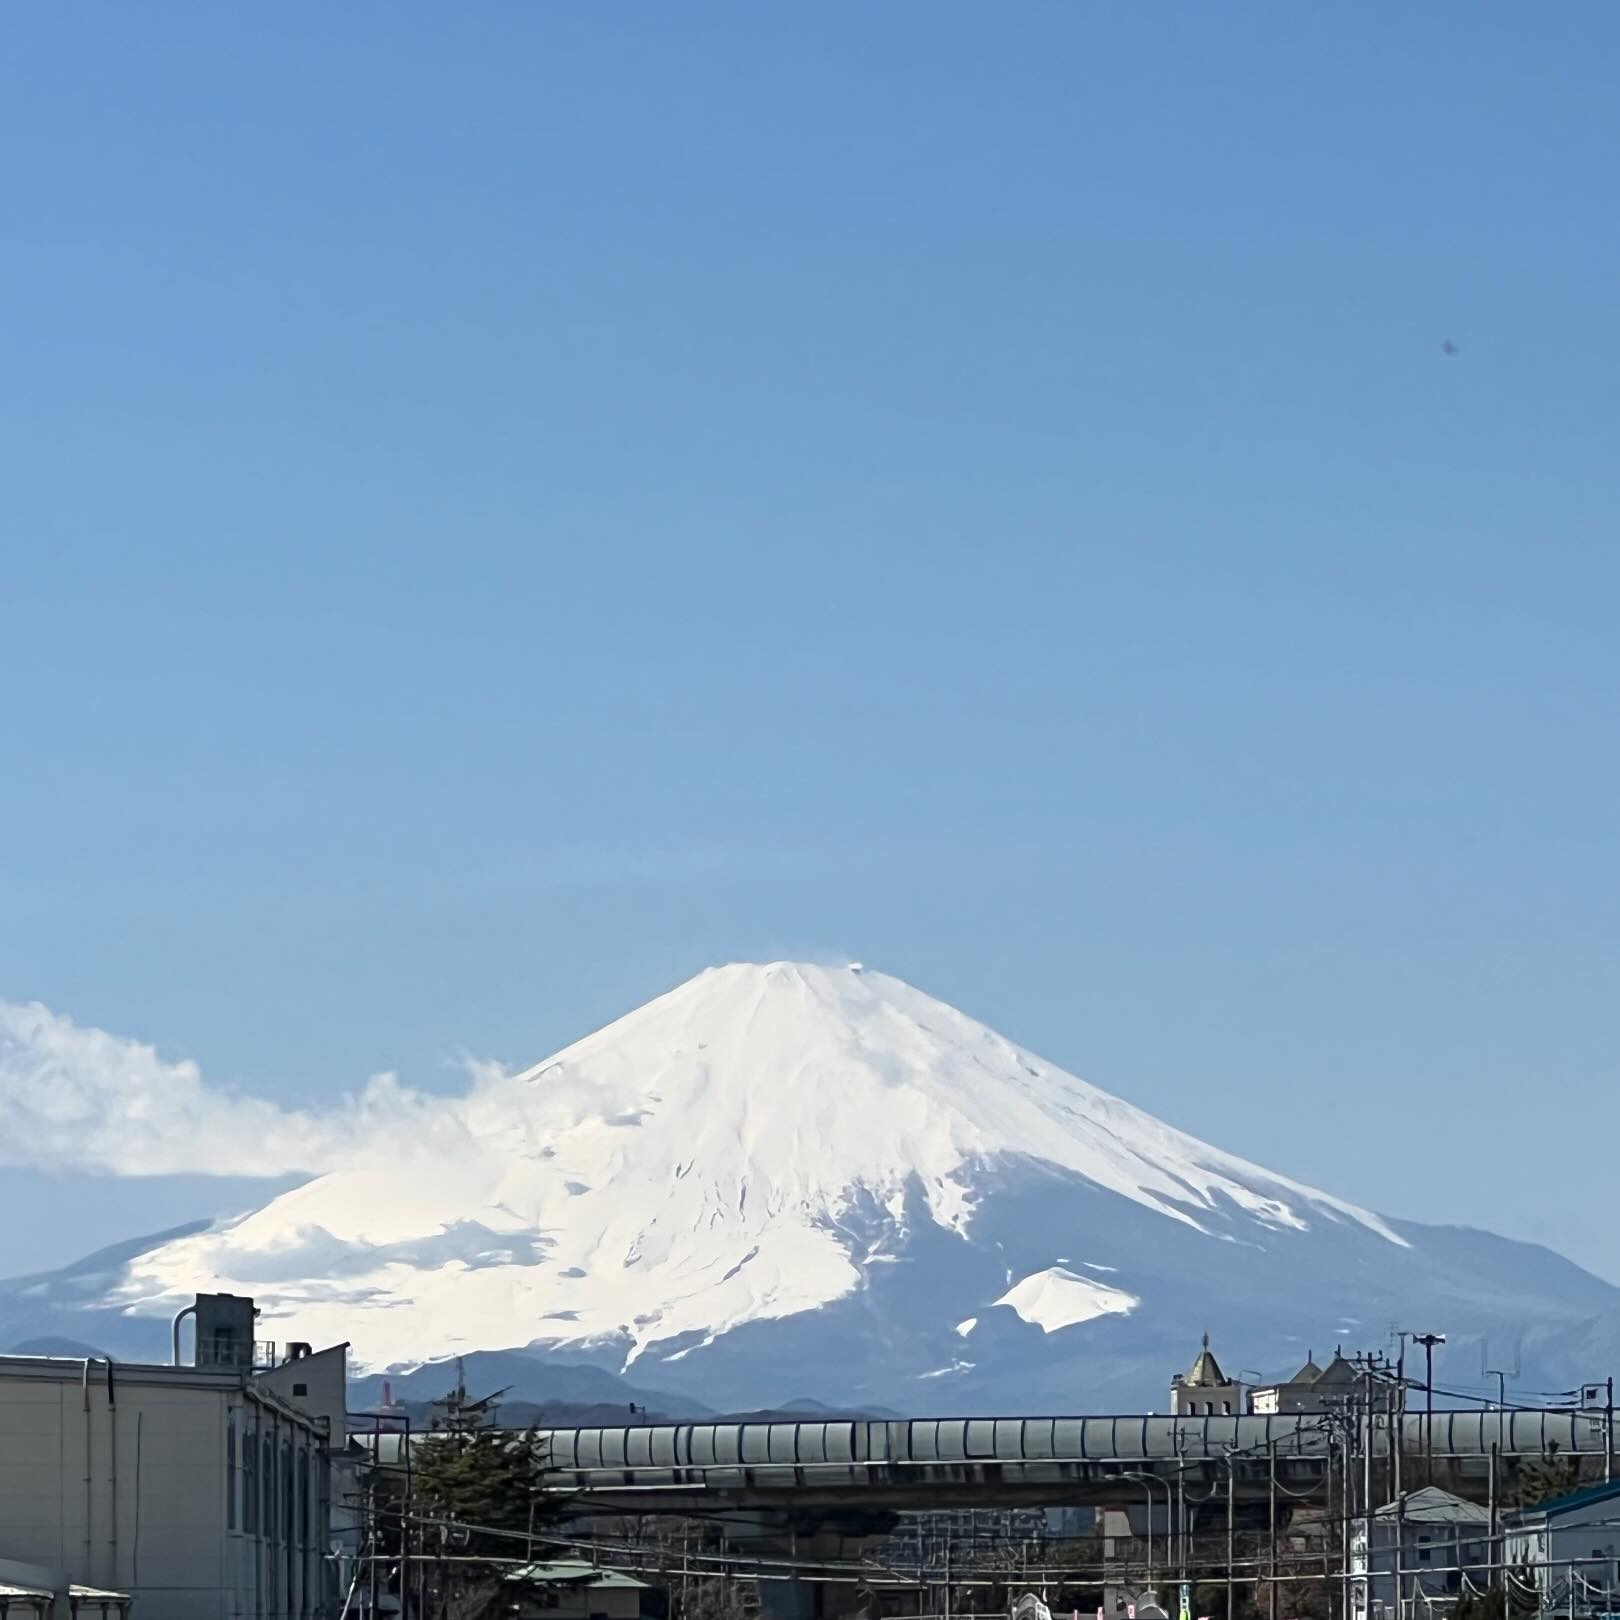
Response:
[227,1421,238,1530]
[263,1434,275,1544]
[1222,1401,1232,1415]
[245,1428,259,1534]
[293,1382,308,1397]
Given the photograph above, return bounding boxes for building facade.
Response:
[1250,1355,1324,1415]
[0,1298,349,1620]
[0,1557,130,1620]
[1504,1479,1620,1618]
[1250,1352,1363,1415]
[1348,1487,1491,1619]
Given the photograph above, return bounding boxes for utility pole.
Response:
[1224,1447,1236,1620]
[1145,1485,1156,1591]
[400,1411,412,1620]
[1391,1340,1405,1505]
[1607,1378,1614,1484]
[1358,1385,1371,1620]
[1174,1423,1187,1591]
[367,1495,379,1620]
[1342,1410,1355,1620]
[1391,1346,1406,1620]
[1488,1441,1499,1593]
[1268,1439,1278,1620]
[1410,1333,1445,1483]
[1361,1365,1374,1528]
[1349,1360,1379,1620]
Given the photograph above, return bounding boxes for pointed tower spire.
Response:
[1186,1333,1227,1387]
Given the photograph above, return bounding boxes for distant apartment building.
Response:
[0,1293,354,1620]
[1170,1340,1381,1419]
[1250,1352,1361,1415]
[1249,1354,1323,1415]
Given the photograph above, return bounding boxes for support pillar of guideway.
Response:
[722,1511,899,1620]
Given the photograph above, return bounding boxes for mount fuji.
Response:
[4,962,1616,1411]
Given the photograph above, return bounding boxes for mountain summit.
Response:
[9,963,1617,1409]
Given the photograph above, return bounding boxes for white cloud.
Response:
[0,999,465,1177]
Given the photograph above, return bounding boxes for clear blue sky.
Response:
[3,5,1617,1281]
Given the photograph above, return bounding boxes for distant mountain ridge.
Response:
[3,963,1616,1411]
[346,1350,902,1427]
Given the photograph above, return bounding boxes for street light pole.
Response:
[1125,1471,1172,1597]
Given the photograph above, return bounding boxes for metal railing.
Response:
[194,1334,278,1370]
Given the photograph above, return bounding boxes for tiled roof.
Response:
[1373,1486,1489,1526]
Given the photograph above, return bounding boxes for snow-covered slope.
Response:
[7,963,1617,1409]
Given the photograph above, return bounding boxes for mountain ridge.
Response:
[2,962,1614,1410]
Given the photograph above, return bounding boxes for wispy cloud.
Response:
[0,999,452,1177]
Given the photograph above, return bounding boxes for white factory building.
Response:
[1504,1478,1620,1618]
[0,1294,357,1620]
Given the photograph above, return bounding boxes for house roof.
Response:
[1313,1354,1361,1388]
[1506,1478,1620,1525]
[506,1562,651,1591]
[1373,1487,1489,1526]
[1287,1356,1324,1386]
[1184,1334,1229,1388]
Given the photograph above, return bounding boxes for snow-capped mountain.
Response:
[4,963,1616,1410]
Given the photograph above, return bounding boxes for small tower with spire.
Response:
[1168,1332,1250,1416]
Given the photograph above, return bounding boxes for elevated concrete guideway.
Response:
[368,1410,1615,1512]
